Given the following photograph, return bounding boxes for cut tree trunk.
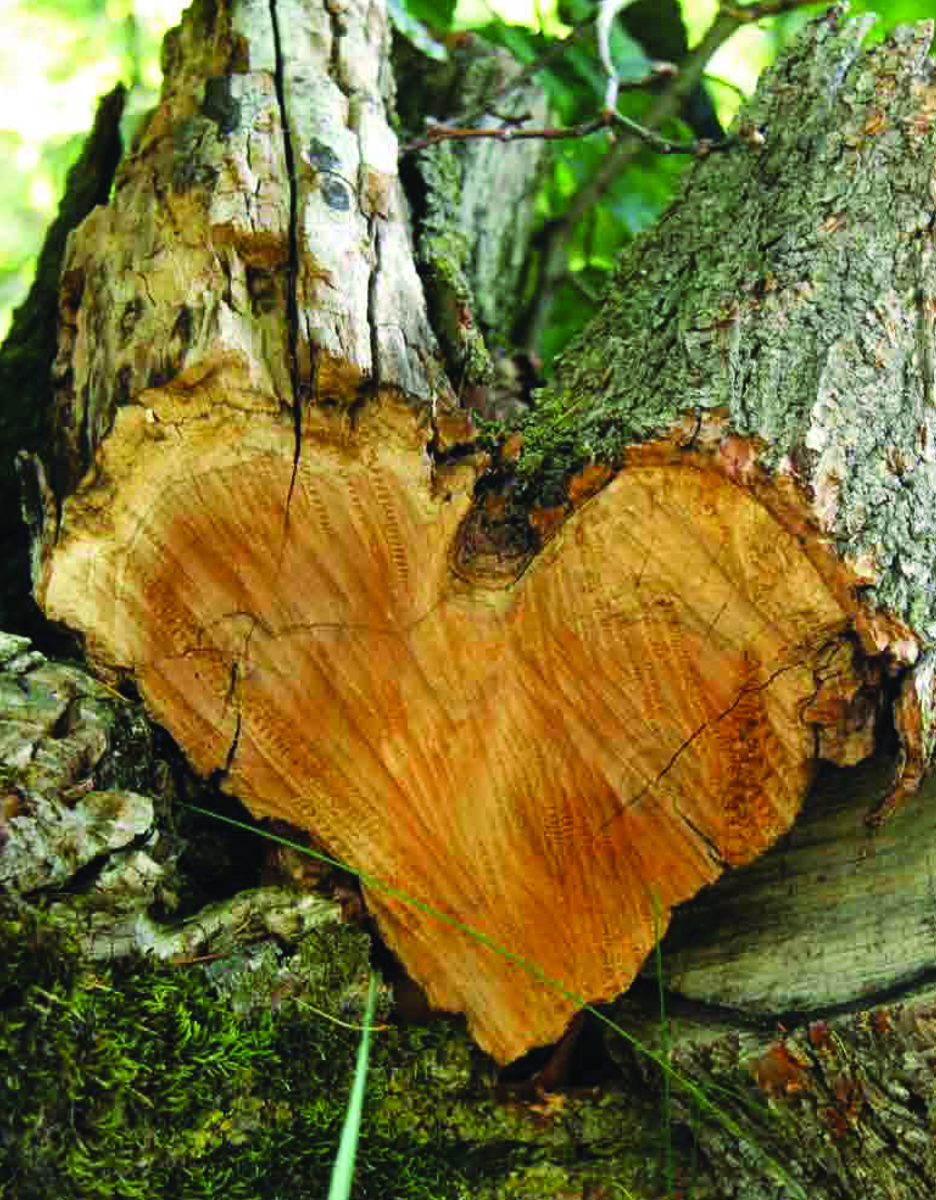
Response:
[27,0,936,1067]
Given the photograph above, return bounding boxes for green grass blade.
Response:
[182,802,807,1200]
[327,971,378,1200]
[651,894,674,1197]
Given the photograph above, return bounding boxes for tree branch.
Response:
[402,110,735,156]
[518,0,818,350]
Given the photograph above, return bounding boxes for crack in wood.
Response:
[601,656,810,834]
[268,0,302,533]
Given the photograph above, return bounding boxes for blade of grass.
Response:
[651,893,674,1198]
[182,802,807,1199]
[327,971,379,1200]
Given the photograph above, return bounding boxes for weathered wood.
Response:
[30,1,936,1068]
[613,969,936,1199]
[612,753,936,1198]
[654,753,936,1016]
[0,83,124,639]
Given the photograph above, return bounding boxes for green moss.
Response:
[416,144,494,390]
[513,281,688,507]
[512,386,600,505]
[0,897,468,1200]
[0,896,668,1198]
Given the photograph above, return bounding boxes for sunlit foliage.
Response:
[1,0,933,355]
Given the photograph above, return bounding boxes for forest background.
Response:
[5,0,935,371]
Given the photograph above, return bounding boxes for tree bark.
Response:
[27,0,936,1081]
[615,957,936,1198]
[0,81,124,642]
[605,753,936,1198]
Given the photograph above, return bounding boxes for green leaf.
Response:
[388,0,449,58]
[398,0,458,32]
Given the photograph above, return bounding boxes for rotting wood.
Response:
[613,957,936,1199]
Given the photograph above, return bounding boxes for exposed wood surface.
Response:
[39,389,871,1060]
[30,2,936,1065]
[534,8,936,812]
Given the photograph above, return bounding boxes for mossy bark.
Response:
[395,35,550,391]
[0,890,677,1200]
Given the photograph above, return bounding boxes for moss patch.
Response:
[0,895,668,1199]
[0,897,464,1199]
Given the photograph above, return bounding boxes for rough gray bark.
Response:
[526,9,936,809]
[0,630,156,895]
[396,35,550,397]
[613,968,936,1200]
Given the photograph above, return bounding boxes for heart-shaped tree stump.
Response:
[30,3,936,1062]
[38,387,881,1060]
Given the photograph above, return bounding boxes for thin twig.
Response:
[402,110,735,156]
[619,60,678,89]
[402,116,606,153]
[703,70,748,100]
[722,0,820,21]
[520,8,744,349]
[460,18,676,128]
[518,0,819,347]
[610,111,733,155]
[296,997,390,1032]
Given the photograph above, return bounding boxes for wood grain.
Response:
[39,389,866,1061]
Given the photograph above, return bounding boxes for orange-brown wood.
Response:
[33,0,936,1067]
[38,377,879,1063]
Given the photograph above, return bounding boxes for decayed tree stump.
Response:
[28,1,936,1065]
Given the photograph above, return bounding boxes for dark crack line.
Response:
[150,616,256,782]
[366,215,381,397]
[222,662,242,778]
[269,0,303,532]
[673,805,722,863]
[222,658,239,714]
[596,714,710,835]
[599,658,806,839]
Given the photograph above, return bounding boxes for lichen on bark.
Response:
[400,33,550,394]
[521,10,936,647]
